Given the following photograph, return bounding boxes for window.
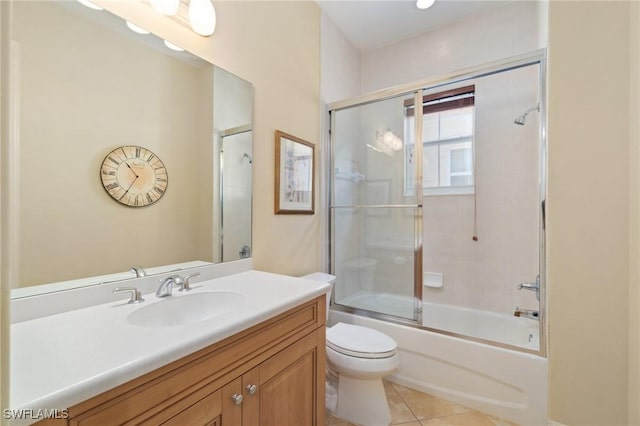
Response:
[404,86,475,196]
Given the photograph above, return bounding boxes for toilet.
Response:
[301,273,399,426]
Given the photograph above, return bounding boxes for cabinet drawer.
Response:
[160,389,221,426]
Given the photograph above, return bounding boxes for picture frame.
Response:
[275,130,315,214]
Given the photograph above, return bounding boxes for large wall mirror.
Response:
[7,1,252,296]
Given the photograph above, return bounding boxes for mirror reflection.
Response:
[10,1,252,293]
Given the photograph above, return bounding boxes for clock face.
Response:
[100,145,168,207]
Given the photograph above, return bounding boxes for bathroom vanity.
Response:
[11,271,329,425]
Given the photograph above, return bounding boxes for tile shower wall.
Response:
[422,70,542,314]
[347,66,541,316]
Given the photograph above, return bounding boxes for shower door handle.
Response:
[239,245,251,258]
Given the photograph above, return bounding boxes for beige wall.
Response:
[2,1,12,414]
[547,2,631,424]
[629,1,640,424]
[209,1,321,275]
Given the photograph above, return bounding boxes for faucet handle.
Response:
[179,272,201,292]
[113,287,145,304]
[129,266,147,278]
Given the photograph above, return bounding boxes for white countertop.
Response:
[10,270,330,417]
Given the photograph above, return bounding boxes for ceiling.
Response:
[316,0,512,52]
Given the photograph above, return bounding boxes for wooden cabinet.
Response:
[161,389,222,426]
[40,296,325,426]
[243,332,320,426]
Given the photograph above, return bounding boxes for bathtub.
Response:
[330,296,547,425]
[341,292,540,350]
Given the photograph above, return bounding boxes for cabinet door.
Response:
[248,331,324,426]
[221,377,243,426]
[241,368,260,426]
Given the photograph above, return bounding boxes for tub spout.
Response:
[514,307,539,320]
[517,275,540,301]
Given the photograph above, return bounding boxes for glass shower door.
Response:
[331,92,422,322]
[220,129,252,262]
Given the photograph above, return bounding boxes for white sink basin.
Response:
[127,292,245,327]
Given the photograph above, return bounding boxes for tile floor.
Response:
[326,381,518,426]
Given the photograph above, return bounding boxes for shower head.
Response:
[514,103,540,126]
[514,115,527,126]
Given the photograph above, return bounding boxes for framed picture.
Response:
[275,130,315,214]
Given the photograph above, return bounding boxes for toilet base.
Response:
[334,375,392,426]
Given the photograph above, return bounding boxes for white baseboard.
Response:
[548,420,568,426]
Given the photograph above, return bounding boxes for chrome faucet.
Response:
[113,287,145,304]
[514,307,539,320]
[178,272,200,292]
[155,272,201,297]
[130,266,147,278]
[517,275,540,301]
[156,275,184,298]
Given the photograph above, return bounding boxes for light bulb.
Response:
[383,130,394,146]
[416,0,435,10]
[126,21,150,35]
[163,40,184,52]
[150,0,180,15]
[189,0,216,37]
[77,0,103,11]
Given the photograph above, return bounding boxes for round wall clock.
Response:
[100,145,168,207]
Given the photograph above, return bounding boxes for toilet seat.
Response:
[326,322,397,359]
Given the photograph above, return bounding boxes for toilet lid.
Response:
[326,322,397,359]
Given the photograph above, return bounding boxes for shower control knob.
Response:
[231,393,243,405]
[239,245,251,259]
[246,384,257,395]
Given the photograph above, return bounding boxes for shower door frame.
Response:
[329,89,425,325]
[328,49,547,356]
[218,123,252,263]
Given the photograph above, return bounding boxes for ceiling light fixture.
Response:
[77,0,103,11]
[188,0,216,36]
[150,0,180,15]
[377,130,403,151]
[163,40,184,52]
[416,0,435,10]
[373,130,403,156]
[126,21,150,35]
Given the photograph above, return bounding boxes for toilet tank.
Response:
[300,272,335,321]
[341,257,377,294]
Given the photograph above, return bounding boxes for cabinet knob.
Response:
[246,384,257,395]
[231,393,243,405]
